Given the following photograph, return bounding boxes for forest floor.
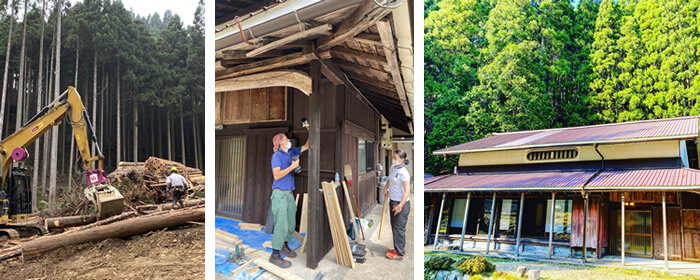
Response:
[0,224,204,280]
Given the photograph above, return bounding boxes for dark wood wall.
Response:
[570,195,608,254]
[652,206,683,260]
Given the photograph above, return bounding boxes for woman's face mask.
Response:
[285,141,292,150]
[392,159,400,166]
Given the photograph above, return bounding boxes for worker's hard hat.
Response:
[170,167,178,172]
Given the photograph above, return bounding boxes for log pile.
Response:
[0,200,205,262]
[108,157,205,203]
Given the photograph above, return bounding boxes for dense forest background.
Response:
[0,0,204,211]
[425,0,700,175]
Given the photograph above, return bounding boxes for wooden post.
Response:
[433,193,446,249]
[621,192,625,266]
[306,59,322,269]
[486,192,496,254]
[515,192,525,257]
[662,191,669,271]
[459,192,471,251]
[548,192,555,259]
[582,192,588,263]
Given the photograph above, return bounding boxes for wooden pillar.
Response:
[582,192,588,263]
[662,191,669,271]
[459,192,471,251]
[548,192,555,259]
[306,60,322,269]
[433,193,446,249]
[621,192,625,266]
[515,192,525,257]
[486,192,497,254]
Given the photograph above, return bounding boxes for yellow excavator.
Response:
[0,86,124,239]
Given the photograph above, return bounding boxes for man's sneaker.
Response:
[385,250,403,260]
[386,249,397,255]
[281,244,297,258]
[270,253,291,268]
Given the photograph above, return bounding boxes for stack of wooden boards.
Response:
[321,181,355,268]
[108,157,205,202]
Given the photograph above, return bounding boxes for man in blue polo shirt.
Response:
[269,128,308,268]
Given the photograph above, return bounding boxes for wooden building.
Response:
[425,116,700,268]
[214,0,414,269]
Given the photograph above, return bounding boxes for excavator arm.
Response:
[0,86,123,220]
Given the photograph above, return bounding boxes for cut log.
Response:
[11,207,204,259]
[44,214,97,230]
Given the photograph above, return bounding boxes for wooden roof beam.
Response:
[331,46,389,72]
[318,0,392,51]
[349,33,383,47]
[216,50,330,80]
[246,23,333,57]
[216,70,312,95]
[335,60,392,83]
[376,19,412,122]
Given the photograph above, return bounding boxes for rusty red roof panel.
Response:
[435,116,699,154]
[587,168,700,188]
[425,168,700,192]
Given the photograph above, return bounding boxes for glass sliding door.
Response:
[611,210,653,257]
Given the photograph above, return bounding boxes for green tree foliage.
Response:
[426,0,700,174]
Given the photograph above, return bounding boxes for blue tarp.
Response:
[215,216,304,278]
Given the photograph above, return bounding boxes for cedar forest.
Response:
[0,0,204,211]
[425,0,700,175]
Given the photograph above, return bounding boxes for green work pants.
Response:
[271,190,296,250]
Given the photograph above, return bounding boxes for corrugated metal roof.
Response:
[434,116,699,155]
[425,168,700,192]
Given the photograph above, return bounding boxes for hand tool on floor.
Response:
[344,164,365,240]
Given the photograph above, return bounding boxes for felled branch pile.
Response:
[108,157,205,203]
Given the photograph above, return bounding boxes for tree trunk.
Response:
[48,0,63,212]
[42,27,56,195]
[44,214,97,231]
[68,42,78,191]
[167,111,172,160]
[92,52,97,155]
[133,96,138,162]
[100,66,105,149]
[192,110,199,169]
[116,60,121,166]
[15,207,204,258]
[180,98,185,165]
[0,0,16,135]
[15,0,28,131]
[32,0,47,212]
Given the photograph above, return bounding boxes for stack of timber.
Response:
[108,157,205,203]
[0,201,205,262]
[321,181,355,268]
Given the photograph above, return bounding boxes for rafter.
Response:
[376,19,412,122]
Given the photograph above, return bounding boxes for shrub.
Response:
[456,256,496,275]
[492,271,519,280]
[425,255,459,271]
[469,275,484,280]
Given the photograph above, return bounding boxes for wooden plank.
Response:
[376,20,411,122]
[341,181,360,240]
[268,86,287,120]
[250,87,270,122]
[349,33,383,47]
[322,181,355,268]
[682,209,700,261]
[217,70,312,96]
[252,258,305,280]
[230,259,256,277]
[299,193,309,234]
[246,24,333,57]
[330,46,389,71]
[239,223,263,231]
[336,60,392,82]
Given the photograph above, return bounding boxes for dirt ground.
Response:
[0,225,204,280]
